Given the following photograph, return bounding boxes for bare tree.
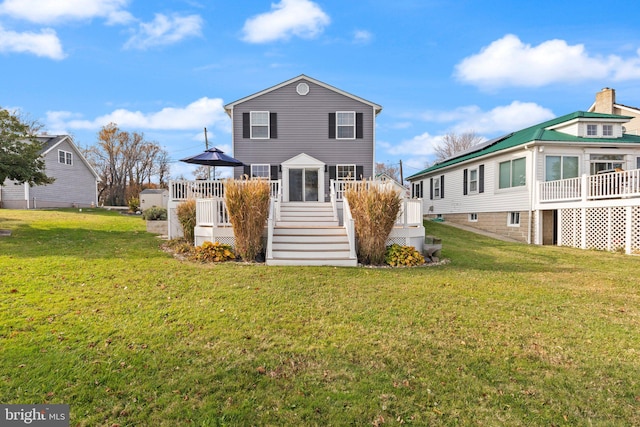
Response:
[375,162,400,182]
[434,132,483,163]
[85,123,170,206]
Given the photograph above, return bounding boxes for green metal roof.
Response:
[406,111,640,180]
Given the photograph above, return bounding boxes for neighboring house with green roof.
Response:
[406,111,640,254]
[0,135,99,209]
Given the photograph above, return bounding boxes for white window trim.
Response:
[468,168,478,193]
[586,124,598,137]
[433,177,441,199]
[250,111,270,140]
[508,212,520,227]
[468,213,478,222]
[336,111,356,140]
[602,124,613,136]
[58,149,72,165]
[336,164,356,180]
[498,157,526,190]
[250,164,271,179]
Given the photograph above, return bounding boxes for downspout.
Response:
[526,145,535,245]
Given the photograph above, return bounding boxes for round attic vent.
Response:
[296,82,309,96]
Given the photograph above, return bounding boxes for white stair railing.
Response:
[342,195,357,260]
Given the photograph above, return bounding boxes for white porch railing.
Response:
[170,179,281,201]
[396,199,423,227]
[331,179,400,201]
[196,198,231,227]
[342,195,357,260]
[539,169,640,203]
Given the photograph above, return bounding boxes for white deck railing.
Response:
[266,197,276,260]
[539,169,640,203]
[170,179,281,201]
[196,198,231,227]
[331,179,395,201]
[396,199,423,227]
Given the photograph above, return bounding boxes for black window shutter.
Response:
[463,169,468,195]
[479,164,485,193]
[328,113,336,139]
[243,165,251,176]
[356,165,364,180]
[430,178,433,200]
[419,181,423,198]
[329,166,336,180]
[270,113,277,139]
[243,113,250,139]
[270,165,278,180]
[356,113,363,139]
[411,183,415,198]
[440,175,445,199]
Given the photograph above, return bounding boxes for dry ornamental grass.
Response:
[224,177,271,261]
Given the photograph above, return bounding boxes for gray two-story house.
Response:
[1,135,99,209]
[224,74,382,202]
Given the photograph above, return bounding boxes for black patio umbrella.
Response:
[180,147,244,178]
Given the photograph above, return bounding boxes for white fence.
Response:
[170,179,281,201]
[540,169,640,203]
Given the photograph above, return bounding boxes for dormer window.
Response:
[603,124,613,136]
[587,124,598,136]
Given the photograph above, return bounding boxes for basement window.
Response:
[469,213,478,222]
[508,212,520,227]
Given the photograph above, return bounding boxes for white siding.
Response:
[421,150,532,216]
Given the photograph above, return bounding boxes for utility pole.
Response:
[399,159,404,184]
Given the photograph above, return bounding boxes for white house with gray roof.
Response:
[1,135,99,209]
[407,111,640,254]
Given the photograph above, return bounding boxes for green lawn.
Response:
[1,209,639,426]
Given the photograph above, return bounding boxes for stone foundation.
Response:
[436,211,533,243]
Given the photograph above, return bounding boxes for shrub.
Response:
[142,206,167,221]
[385,244,425,267]
[176,199,197,245]
[224,178,271,261]
[345,181,402,265]
[191,241,236,263]
[128,197,140,212]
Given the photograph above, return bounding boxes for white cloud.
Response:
[381,101,555,158]
[353,30,372,44]
[46,97,228,132]
[0,25,64,59]
[242,0,330,43]
[124,13,203,49]
[0,0,133,24]
[420,101,555,135]
[455,34,640,89]
[383,132,443,157]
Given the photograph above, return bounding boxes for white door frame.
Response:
[281,153,325,202]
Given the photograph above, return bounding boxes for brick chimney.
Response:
[595,87,616,114]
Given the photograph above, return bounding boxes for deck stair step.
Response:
[268,202,356,267]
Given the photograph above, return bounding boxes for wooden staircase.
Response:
[267,202,357,267]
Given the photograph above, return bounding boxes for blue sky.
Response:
[2,0,640,179]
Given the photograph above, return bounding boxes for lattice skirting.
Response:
[559,206,640,254]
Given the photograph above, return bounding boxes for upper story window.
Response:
[545,155,579,181]
[602,124,613,136]
[336,164,355,180]
[499,157,526,189]
[336,112,355,139]
[587,124,598,136]
[250,164,270,179]
[250,111,270,139]
[58,149,72,165]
